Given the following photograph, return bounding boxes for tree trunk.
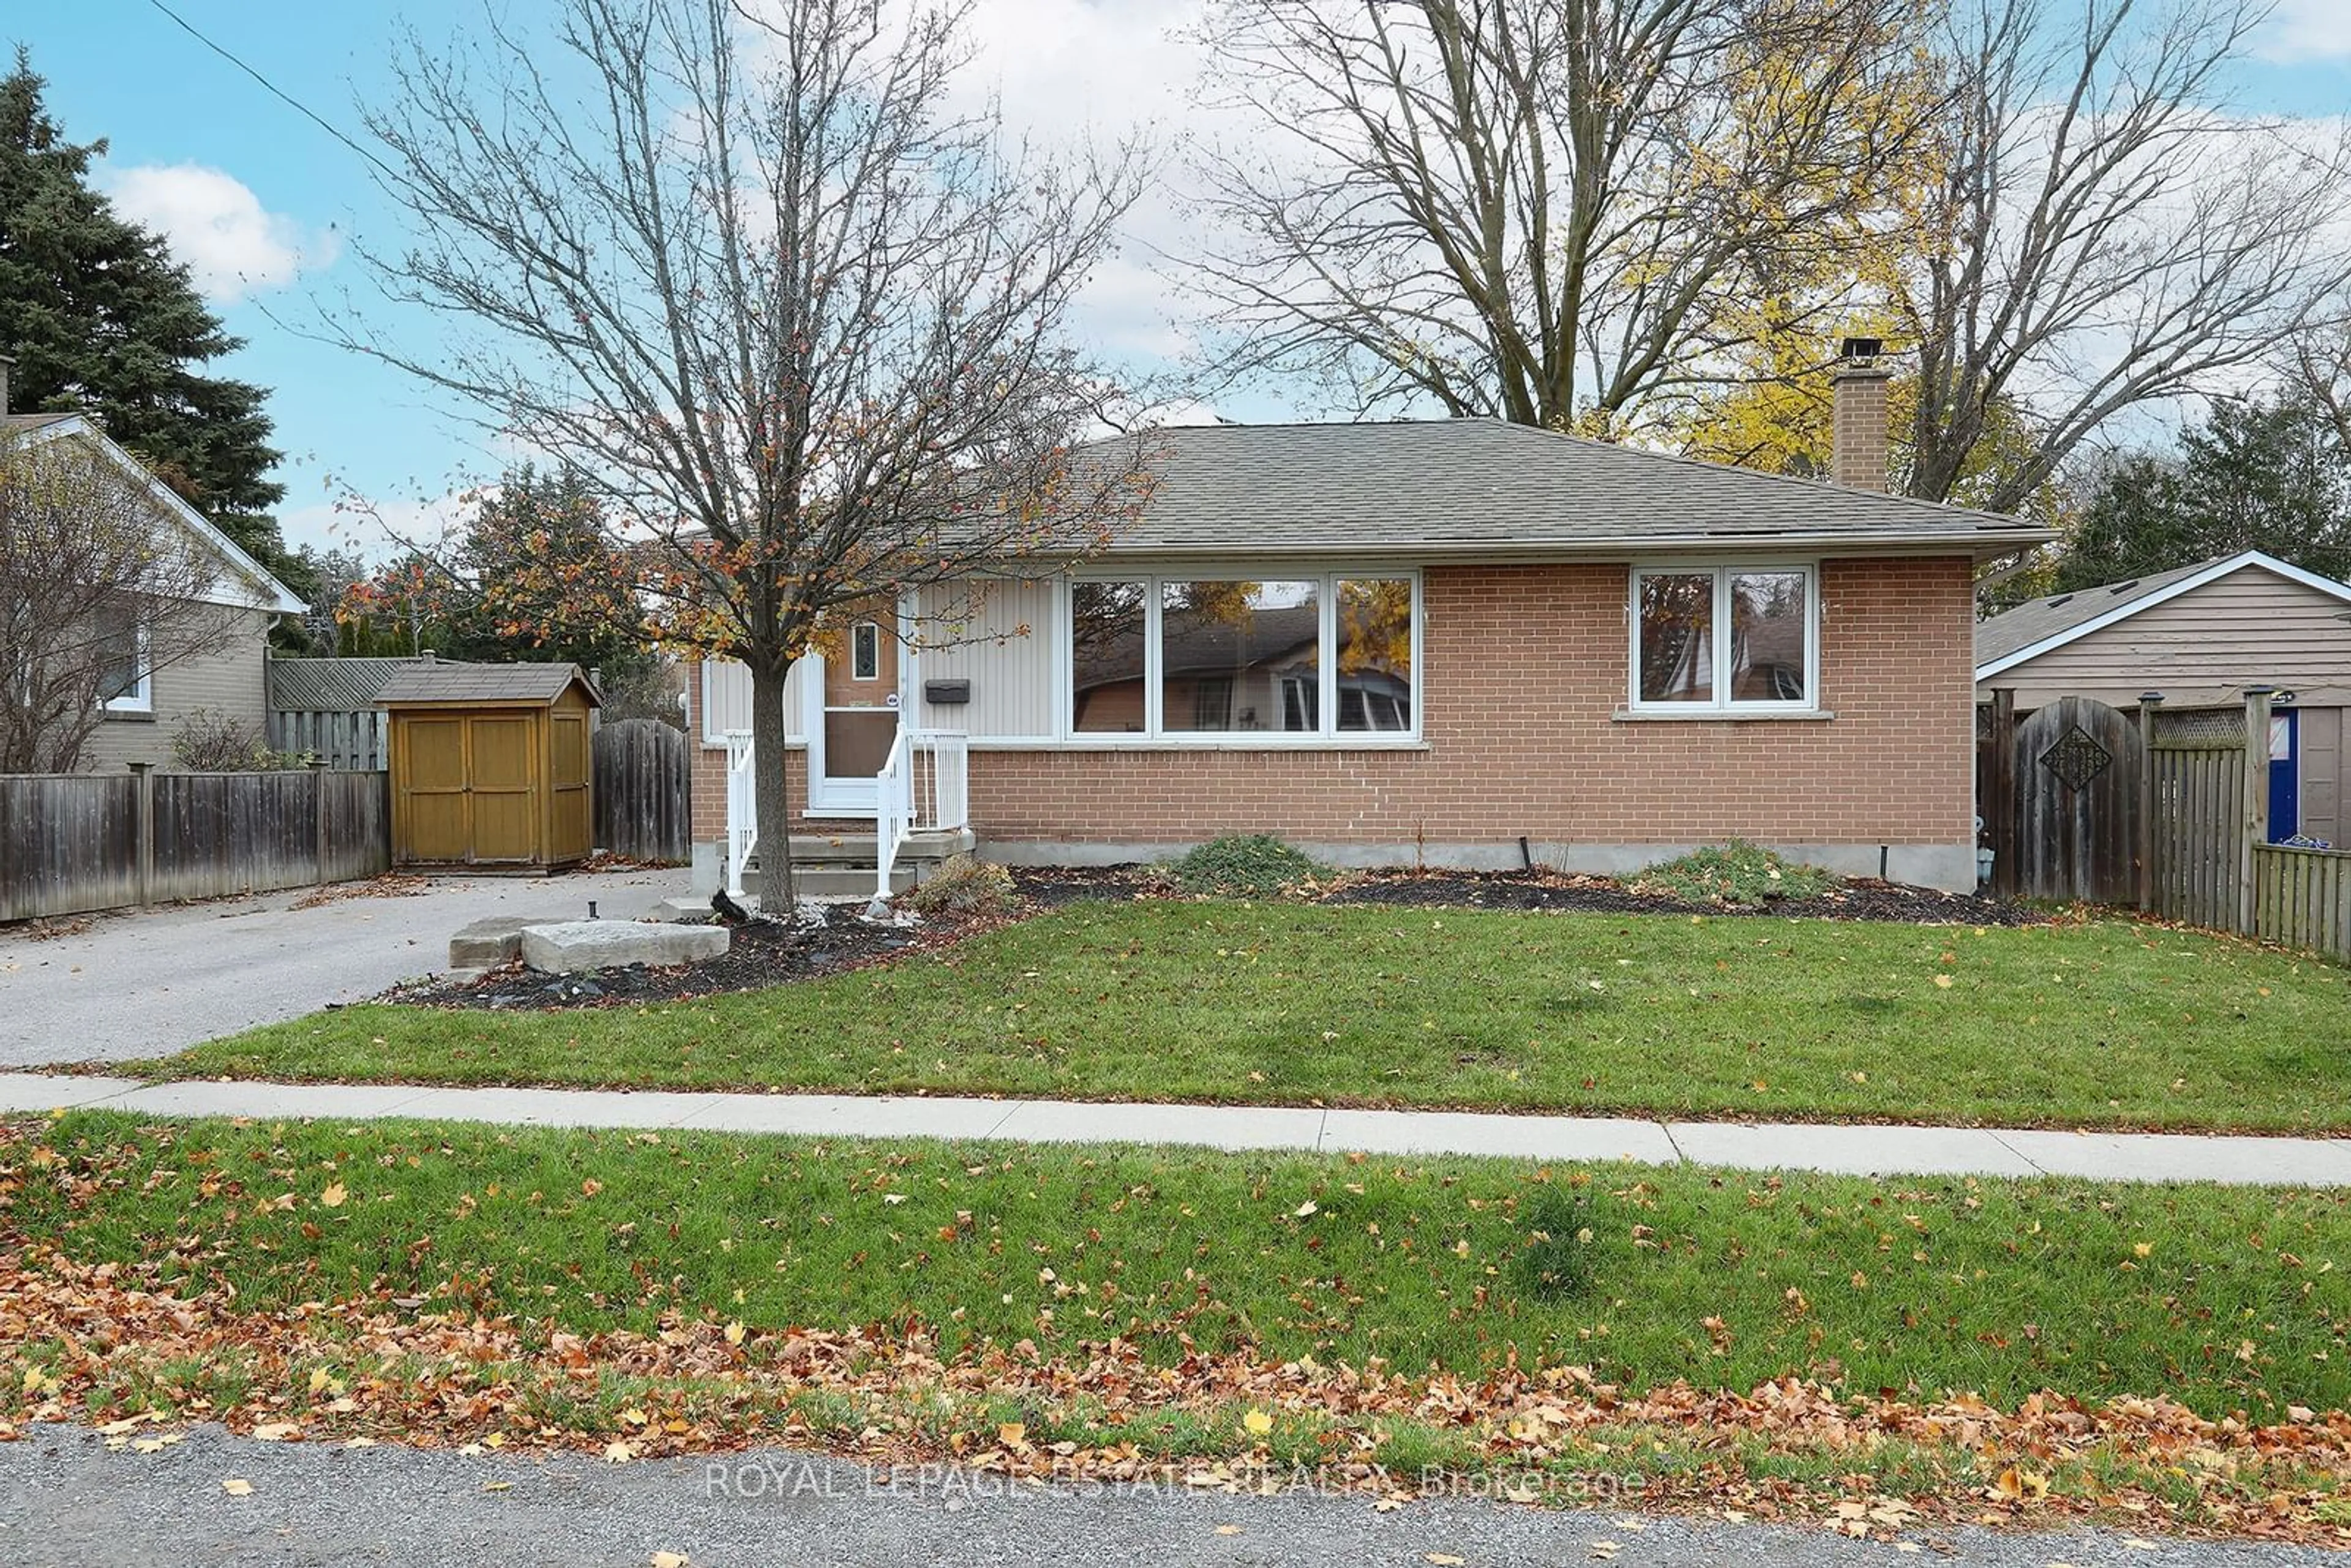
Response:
[749,658,795,906]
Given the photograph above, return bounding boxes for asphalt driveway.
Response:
[0,868,688,1066]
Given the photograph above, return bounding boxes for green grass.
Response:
[14,1111,2351,1419]
[157,901,2351,1133]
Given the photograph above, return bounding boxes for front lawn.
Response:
[156,901,2351,1133]
[13,1111,2351,1417]
[12,1112,2351,1536]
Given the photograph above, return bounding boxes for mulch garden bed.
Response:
[391,866,2042,1014]
[388,904,953,1011]
[1014,864,2044,926]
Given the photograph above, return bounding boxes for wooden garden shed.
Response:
[378,661,598,871]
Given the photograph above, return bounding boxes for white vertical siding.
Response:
[697,657,810,746]
[913,578,1056,738]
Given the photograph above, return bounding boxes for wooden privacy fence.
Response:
[2254,843,2351,963]
[2145,703,2249,932]
[593,719,691,864]
[0,767,389,922]
[267,708,389,771]
[1982,685,2351,966]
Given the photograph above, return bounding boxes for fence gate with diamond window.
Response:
[1981,694,2145,904]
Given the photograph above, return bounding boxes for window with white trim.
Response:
[96,605,151,714]
[1631,566,1815,712]
[849,620,882,681]
[1066,571,1419,740]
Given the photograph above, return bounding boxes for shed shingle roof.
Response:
[1071,419,2044,555]
[375,661,598,707]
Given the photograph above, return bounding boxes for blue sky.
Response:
[13,0,2351,561]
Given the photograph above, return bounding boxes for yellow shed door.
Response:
[402,717,472,863]
[467,713,540,863]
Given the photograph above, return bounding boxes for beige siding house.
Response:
[1975,551,2351,846]
[4,409,304,773]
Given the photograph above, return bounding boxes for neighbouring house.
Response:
[2,364,304,774]
[687,348,2050,894]
[1975,550,2351,846]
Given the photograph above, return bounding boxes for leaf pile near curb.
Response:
[4,1248,2351,1547]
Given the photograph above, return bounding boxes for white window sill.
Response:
[1612,707,1835,723]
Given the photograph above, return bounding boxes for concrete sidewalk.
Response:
[2,1071,2344,1185]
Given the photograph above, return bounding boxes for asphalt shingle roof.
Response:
[1973,558,2227,667]
[374,661,598,707]
[267,657,433,711]
[2,412,78,433]
[1071,419,2043,555]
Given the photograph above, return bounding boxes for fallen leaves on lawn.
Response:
[1,1245,2349,1546]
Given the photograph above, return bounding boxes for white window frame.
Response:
[99,620,152,714]
[849,620,882,682]
[1627,564,1818,716]
[1059,566,1423,745]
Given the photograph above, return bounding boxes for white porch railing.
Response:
[722,727,969,905]
[876,729,970,904]
[723,730,759,899]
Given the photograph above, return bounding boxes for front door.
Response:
[805,615,901,815]
[2271,708,2300,842]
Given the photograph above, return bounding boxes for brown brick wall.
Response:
[688,557,1976,855]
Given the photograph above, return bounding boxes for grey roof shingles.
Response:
[2,412,79,433]
[1070,419,2045,555]
[375,661,598,707]
[266,656,432,711]
[1973,557,2228,667]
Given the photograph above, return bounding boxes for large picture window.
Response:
[1066,571,1418,741]
[1632,566,1815,713]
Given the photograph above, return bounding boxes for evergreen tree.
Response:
[2056,397,2351,592]
[0,51,291,579]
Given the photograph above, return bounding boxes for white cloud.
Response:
[277,492,471,560]
[2263,0,2351,59]
[946,1,1218,362]
[101,163,338,304]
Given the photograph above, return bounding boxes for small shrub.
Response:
[1169,834,1324,898]
[170,709,308,772]
[1517,1187,1602,1302]
[1635,841,1835,906]
[907,853,1018,917]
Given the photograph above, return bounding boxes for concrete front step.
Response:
[778,827,974,866]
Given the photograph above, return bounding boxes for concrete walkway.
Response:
[2,1071,2344,1185]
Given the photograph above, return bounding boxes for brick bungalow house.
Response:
[686,356,2049,895]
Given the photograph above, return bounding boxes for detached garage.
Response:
[378,661,598,871]
[1976,550,2351,847]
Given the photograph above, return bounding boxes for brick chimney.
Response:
[1829,336,1891,492]
[0,353,13,418]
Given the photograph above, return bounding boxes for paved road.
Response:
[0,1424,2325,1568]
[7,1070,2346,1186]
[0,869,686,1066]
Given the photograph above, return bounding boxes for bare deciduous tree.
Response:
[1900,0,2351,514]
[1186,0,1937,430]
[0,429,250,774]
[334,0,1157,886]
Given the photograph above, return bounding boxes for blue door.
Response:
[2270,708,2300,842]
